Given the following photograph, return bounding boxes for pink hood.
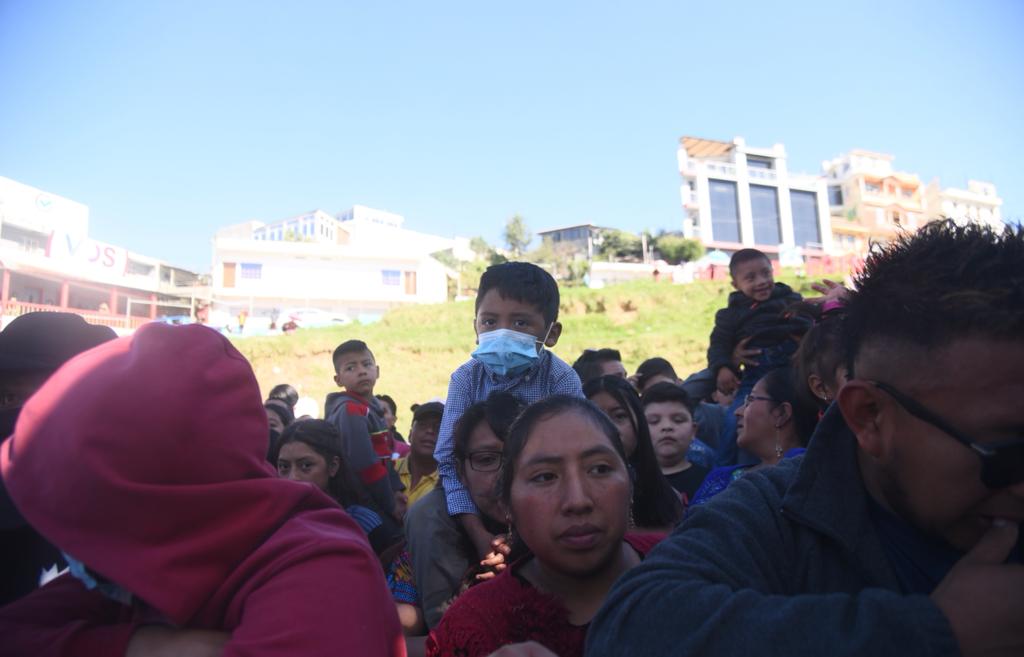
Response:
[0,323,341,625]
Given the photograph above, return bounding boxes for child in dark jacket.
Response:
[707,249,805,465]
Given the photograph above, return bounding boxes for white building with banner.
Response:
[0,176,202,331]
[210,206,464,326]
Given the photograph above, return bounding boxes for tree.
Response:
[596,229,643,261]
[469,236,492,258]
[654,233,704,264]
[503,214,532,257]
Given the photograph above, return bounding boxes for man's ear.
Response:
[544,321,563,348]
[837,380,888,459]
[333,373,342,387]
[471,317,480,344]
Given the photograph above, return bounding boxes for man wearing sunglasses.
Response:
[589,219,1024,657]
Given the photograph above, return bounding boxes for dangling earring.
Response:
[628,499,636,529]
[774,427,784,459]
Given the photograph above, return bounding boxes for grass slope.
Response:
[234,275,828,425]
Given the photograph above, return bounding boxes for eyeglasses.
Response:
[871,381,1024,489]
[743,394,776,408]
[467,450,503,472]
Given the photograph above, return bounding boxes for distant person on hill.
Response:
[707,249,842,465]
[434,262,584,566]
[324,339,400,520]
[572,348,627,386]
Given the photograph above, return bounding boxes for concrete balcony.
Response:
[704,161,738,177]
[748,168,778,182]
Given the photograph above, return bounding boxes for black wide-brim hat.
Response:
[0,312,118,373]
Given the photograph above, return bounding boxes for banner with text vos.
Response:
[46,231,129,275]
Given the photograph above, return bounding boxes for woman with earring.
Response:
[689,366,818,506]
[425,396,664,657]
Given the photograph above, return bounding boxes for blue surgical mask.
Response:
[62,551,133,605]
[471,327,549,377]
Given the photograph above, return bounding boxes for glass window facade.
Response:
[791,190,822,248]
[750,184,781,246]
[709,179,741,243]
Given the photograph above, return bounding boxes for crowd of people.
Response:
[0,218,1021,657]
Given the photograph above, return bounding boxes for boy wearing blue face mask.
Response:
[433,262,583,561]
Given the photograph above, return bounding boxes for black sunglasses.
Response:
[871,381,1024,489]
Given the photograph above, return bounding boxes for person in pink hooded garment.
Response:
[0,323,405,657]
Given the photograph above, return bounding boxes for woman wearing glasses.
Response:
[403,392,525,636]
[690,366,818,506]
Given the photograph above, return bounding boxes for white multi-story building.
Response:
[678,136,833,258]
[924,179,1003,230]
[211,206,458,323]
[0,176,201,330]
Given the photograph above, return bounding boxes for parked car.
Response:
[279,308,350,328]
[151,315,193,326]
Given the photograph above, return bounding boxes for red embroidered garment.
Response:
[426,532,664,657]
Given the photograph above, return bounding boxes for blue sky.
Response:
[1,0,1021,272]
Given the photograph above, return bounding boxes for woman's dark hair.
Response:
[634,357,677,390]
[584,376,684,528]
[793,312,847,411]
[498,396,629,515]
[376,394,397,416]
[268,383,299,408]
[759,365,820,447]
[452,392,524,466]
[268,419,366,508]
[264,399,295,426]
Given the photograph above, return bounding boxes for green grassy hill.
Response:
[233,274,829,425]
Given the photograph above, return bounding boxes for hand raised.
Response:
[932,520,1024,657]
